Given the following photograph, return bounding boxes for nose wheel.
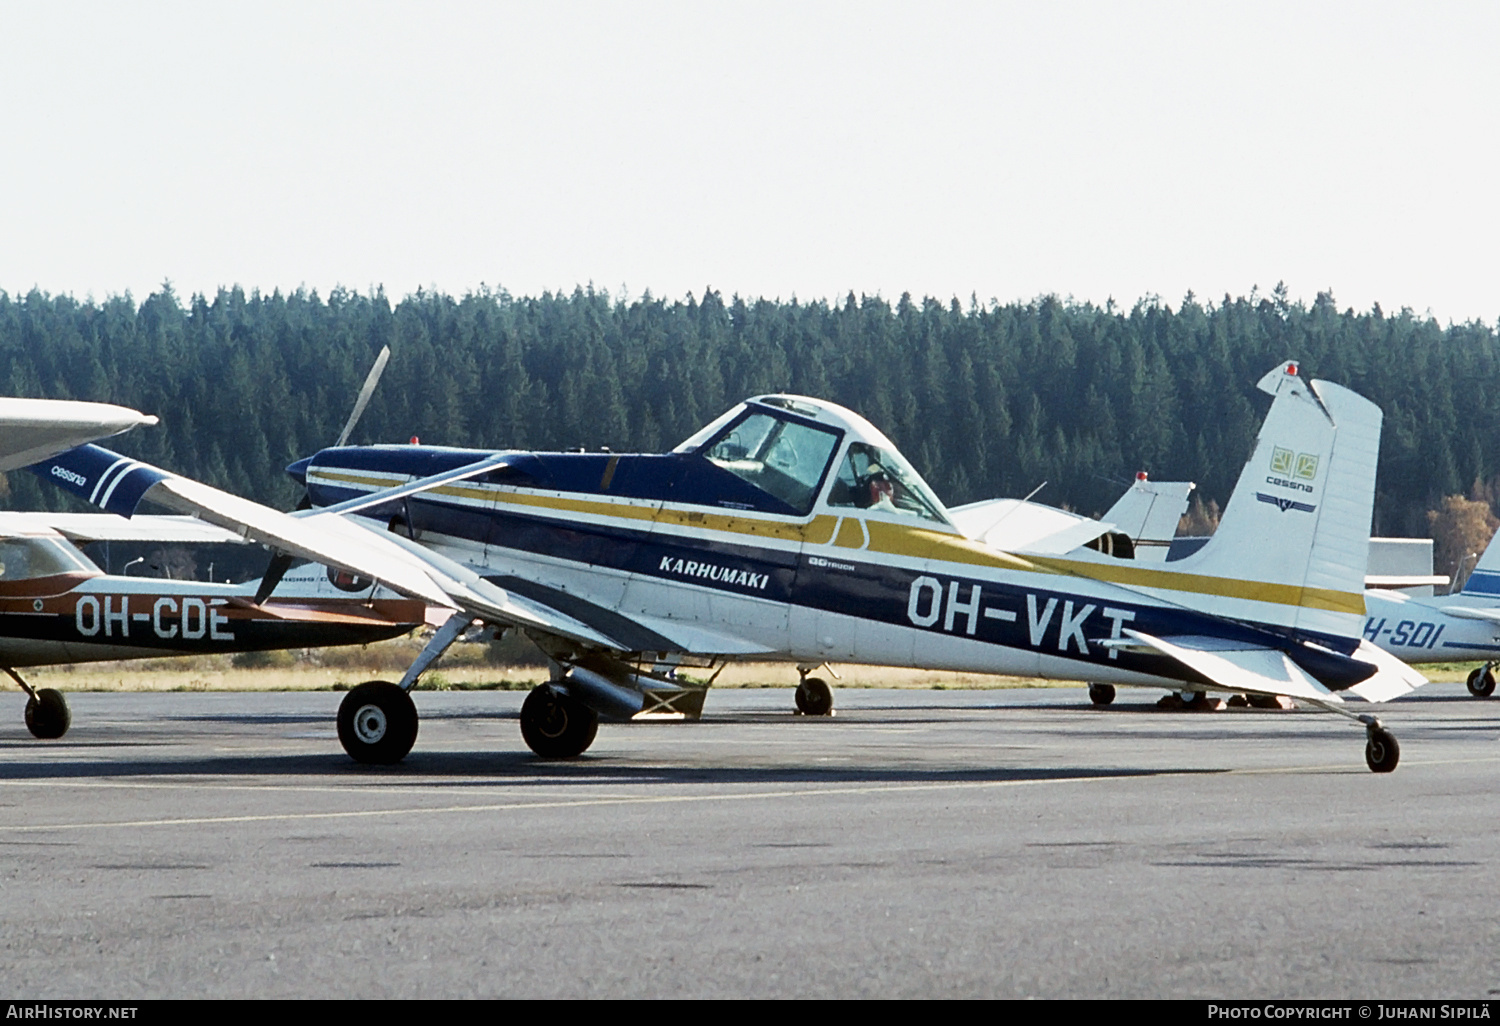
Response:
[1466,664,1496,698]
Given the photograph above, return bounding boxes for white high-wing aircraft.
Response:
[1364,527,1500,697]
[0,513,428,739]
[0,397,157,471]
[29,362,1425,772]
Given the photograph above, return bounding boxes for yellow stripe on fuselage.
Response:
[313,470,1361,612]
[1021,554,1366,615]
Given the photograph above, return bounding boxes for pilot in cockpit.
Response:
[826,442,948,523]
[830,443,899,511]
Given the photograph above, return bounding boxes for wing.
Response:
[0,511,248,544]
[27,444,765,658]
[0,397,158,472]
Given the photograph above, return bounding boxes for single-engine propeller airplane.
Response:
[0,512,427,739]
[1364,525,1500,698]
[0,395,423,737]
[30,362,1425,772]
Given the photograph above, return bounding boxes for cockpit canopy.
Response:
[677,395,953,525]
[0,535,98,582]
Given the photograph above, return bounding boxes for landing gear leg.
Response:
[1466,663,1496,698]
[1088,683,1116,706]
[795,668,834,716]
[5,667,69,740]
[334,611,476,765]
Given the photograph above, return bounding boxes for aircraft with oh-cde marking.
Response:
[30,361,1425,771]
[0,393,426,737]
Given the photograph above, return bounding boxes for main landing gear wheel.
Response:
[795,676,834,716]
[520,684,599,758]
[1365,726,1400,773]
[1466,666,1496,698]
[1179,689,1207,710]
[1088,683,1116,706]
[25,688,70,739]
[337,681,419,765]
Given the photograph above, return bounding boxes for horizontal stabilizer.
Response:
[1344,640,1427,703]
[1120,628,1343,702]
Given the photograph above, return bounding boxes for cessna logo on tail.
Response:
[1256,492,1317,514]
[1267,445,1320,493]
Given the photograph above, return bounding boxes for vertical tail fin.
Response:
[1100,473,1195,563]
[1458,523,1500,597]
[1169,362,1381,642]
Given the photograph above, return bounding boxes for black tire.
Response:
[337,681,419,765]
[795,677,834,716]
[1466,667,1496,698]
[520,684,599,758]
[1088,683,1116,706]
[1180,689,1207,709]
[25,688,70,740]
[1365,727,1400,773]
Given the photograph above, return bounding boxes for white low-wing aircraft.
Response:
[29,362,1425,772]
[1364,527,1500,697]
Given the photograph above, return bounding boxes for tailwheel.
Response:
[1088,683,1116,706]
[1365,726,1400,773]
[1466,665,1496,698]
[795,676,834,716]
[521,684,599,758]
[337,681,419,765]
[25,688,71,740]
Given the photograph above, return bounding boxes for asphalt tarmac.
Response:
[1,683,1497,999]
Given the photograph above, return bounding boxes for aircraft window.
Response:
[0,537,95,580]
[825,442,950,523]
[703,412,841,514]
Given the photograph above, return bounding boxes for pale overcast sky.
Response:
[2,1,1497,321]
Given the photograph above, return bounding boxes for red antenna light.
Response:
[410,435,420,445]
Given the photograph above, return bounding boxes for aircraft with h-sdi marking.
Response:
[31,361,1425,772]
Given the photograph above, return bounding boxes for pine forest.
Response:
[3,282,1498,577]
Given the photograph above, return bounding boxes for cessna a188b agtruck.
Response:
[32,363,1425,772]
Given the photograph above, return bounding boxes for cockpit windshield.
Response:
[825,442,950,523]
[0,536,97,581]
[701,411,842,515]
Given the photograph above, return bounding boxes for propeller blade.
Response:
[254,551,297,605]
[334,345,391,448]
